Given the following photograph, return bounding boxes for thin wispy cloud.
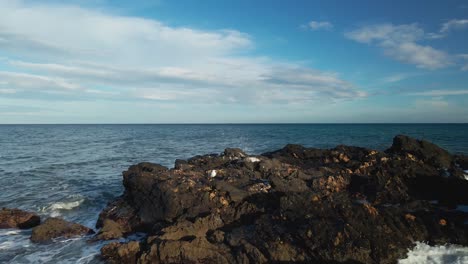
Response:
[409,89,468,96]
[381,73,415,83]
[440,19,468,33]
[345,23,452,69]
[427,19,468,39]
[305,21,334,31]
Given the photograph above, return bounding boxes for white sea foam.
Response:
[40,197,85,217]
[4,230,20,235]
[464,170,468,180]
[49,199,84,211]
[0,241,14,250]
[399,242,468,264]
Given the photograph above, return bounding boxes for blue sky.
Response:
[0,0,467,123]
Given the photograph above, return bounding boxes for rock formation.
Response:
[93,135,468,263]
[31,217,94,243]
[0,208,41,229]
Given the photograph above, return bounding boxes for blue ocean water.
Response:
[0,124,467,263]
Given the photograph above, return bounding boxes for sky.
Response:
[0,0,468,123]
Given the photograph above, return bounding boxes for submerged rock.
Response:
[31,217,94,243]
[0,208,41,229]
[98,135,468,263]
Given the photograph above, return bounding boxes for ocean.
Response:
[1,124,468,263]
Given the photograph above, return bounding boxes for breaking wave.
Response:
[399,242,468,264]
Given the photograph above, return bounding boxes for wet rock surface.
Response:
[98,135,468,263]
[0,208,41,229]
[31,217,94,243]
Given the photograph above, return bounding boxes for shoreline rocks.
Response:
[97,135,468,263]
[0,208,41,229]
[31,217,94,243]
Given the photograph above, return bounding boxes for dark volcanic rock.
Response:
[0,208,41,229]
[31,217,94,243]
[387,134,453,168]
[98,135,468,264]
[456,155,468,170]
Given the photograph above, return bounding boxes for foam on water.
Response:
[40,195,85,217]
[399,242,468,264]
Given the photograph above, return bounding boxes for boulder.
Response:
[31,217,94,243]
[387,134,453,168]
[0,208,41,229]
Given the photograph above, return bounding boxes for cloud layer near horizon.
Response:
[0,1,365,105]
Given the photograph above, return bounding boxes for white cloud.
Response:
[346,23,451,69]
[0,71,82,91]
[0,1,364,104]
[425,19,468,39]
[383,42,450,70]
[306,21,333,31]
[0,1,252,66]
[440,19,468,33]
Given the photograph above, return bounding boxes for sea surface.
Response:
[1,124,468,263]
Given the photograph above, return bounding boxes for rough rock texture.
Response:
[31,217,94,243]
[0,208,41,229]
[98,135,468,264]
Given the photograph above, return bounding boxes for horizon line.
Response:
[0,122,467,125]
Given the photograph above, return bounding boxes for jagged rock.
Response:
[387,135,453,168]
[98,135,468,264]
[31,218,94,243]
[0,208,41,229]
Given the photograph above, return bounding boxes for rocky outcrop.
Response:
[0,208,41,229]
[31,217,94,243]
[97,135,468,263]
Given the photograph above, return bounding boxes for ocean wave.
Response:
[40,197,85,217]
[399,242,468,264]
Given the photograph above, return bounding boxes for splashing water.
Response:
[399,242,468,264]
